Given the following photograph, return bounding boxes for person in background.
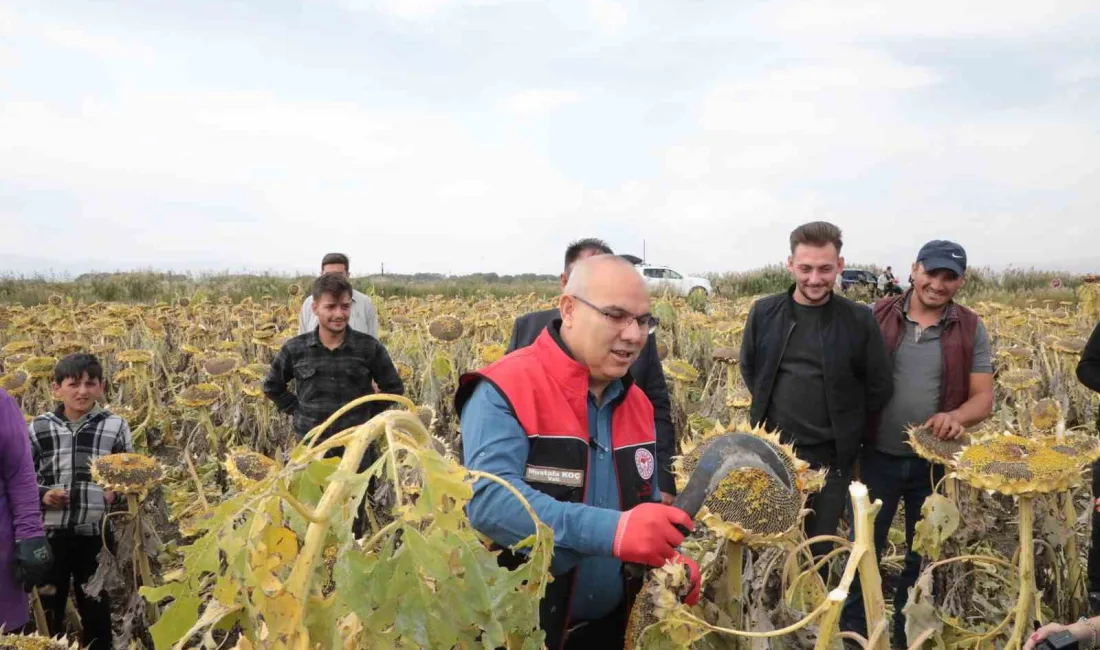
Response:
[507,238,678,504]
[739,221,894,568]
[298,252,380,338]
[459,255,699,650]
[1,387,53,634]
[29,353,132,650]
[265,273,404,445]
[1077,322,1100,609]
[266,273,404,535]
[842,240,994,648]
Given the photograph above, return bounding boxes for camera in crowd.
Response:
[1037,630,1080,650]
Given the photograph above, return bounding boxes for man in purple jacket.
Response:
[1,387,53,632]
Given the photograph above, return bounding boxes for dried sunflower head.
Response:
[239,363,271,381]
[113,368,136,384]
[1031,399,1062,431]
[1,371,29,397]
[999,346,1034,362]
[0,342,32,359]
[416,405,436,429]
[117,349,155,365]
[288,283,301,297]
[1040,432,1100,464]
[725,389,752,410]
[479,344,506,365]
[711,347,738,364]
[907,425,970,466]
[0,633,79,650]
[428,316,464,342]
[203,356,239,377]
[662,359,699,384]
[395,361,414,384]
[225,449,277,487]
[21,357,57,379]
[91,453,163,495]
[955,434,1082,495]
[241,379,264,398]
[655,341,669,361]
[696,466,802,546]
[998,369,1042,392]
[48,341,84,357]
[1053,338,1087,355]
[177,383,223,408]
[252,322,279,340]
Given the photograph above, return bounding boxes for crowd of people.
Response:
[0,225,1098,650]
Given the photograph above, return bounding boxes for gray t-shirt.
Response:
[875,305,993,457]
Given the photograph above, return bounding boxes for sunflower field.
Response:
[1,277,1098,650]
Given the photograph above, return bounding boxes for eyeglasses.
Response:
[570,295,659,335]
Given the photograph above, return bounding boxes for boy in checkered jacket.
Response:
[28,353,132,650]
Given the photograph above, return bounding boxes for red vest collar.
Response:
[534,320,635,403]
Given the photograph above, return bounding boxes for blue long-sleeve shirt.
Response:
[460,380,661,621]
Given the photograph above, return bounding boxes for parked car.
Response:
[635,263,713,297]
[840,269,878,292]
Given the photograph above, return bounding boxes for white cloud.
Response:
[500,89,582,116]
[0,91,592,273]
[339,0,536,19]
[1058,60,1100,84]
[37,25,153,59]
[767,0,1100,39]
[1,0,1098,277]
[587,0,628,35]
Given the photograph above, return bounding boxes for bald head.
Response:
[559,255,652,398]
[563,254,645,298]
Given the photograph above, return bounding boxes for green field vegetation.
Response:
[0,264,1088,306]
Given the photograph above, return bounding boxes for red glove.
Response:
[672,554,701,606]
[612,503,694,567]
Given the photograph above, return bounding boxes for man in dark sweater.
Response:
[507,239,678,503]
[739,221,894,565]
[1077,322,1100,608]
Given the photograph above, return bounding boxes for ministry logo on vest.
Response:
[634,448,655,480]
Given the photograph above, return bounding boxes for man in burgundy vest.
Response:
[842,240,994,647]
[456,255,700,650]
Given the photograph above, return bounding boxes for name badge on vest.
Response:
[524,465,584,488]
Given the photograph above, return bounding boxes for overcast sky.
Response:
[1,1,1097,278]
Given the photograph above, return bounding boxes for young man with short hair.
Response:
[507,238,678,503]
[842,240,994,648]
[298,252,380,338]
[739,221,894,563]
[266,273,404,444]
[29,353,132,650]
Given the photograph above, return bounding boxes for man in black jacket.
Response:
[739,221,893,563]
[1077,322,1100,608]
[507,238,678,503]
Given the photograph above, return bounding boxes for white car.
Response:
[635,264,713,297]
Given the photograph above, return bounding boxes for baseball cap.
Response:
[916,240,967,276]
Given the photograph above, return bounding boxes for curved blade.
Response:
[672,433,791,520]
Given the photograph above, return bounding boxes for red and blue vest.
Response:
[454,324,658,649]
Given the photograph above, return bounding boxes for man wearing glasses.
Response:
[457,255,700,649]
[507,238,678,504]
